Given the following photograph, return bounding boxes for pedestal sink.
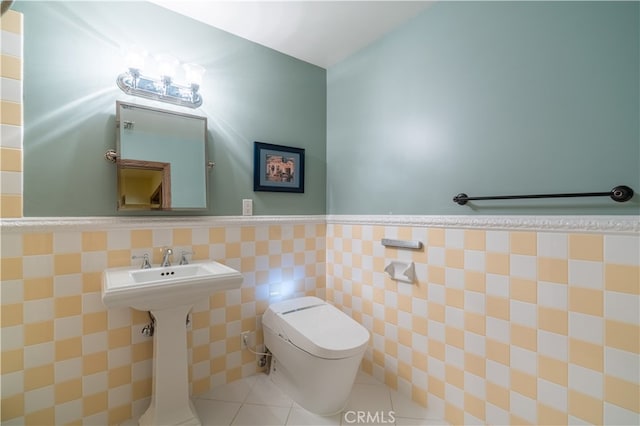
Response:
[102,261,243,426]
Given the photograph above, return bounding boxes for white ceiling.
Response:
[149,1,433,68]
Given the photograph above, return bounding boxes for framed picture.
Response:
[253,142,305,193]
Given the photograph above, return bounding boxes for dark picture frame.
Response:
[253,142,305,193]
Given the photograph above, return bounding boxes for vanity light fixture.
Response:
[116,47,205,109]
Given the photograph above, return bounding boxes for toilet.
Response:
[262,296,370,416]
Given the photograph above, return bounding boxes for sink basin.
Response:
[102,261,243,311]
[102,260,243,426]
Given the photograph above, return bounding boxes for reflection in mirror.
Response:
[117,160,171,210]
[116,101,208,211]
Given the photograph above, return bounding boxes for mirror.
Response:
[115,101,208,211]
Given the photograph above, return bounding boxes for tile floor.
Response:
[124,371,446,425]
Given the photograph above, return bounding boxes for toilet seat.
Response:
[263,297,369,360]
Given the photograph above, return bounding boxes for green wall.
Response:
[16,1,326,216]
[17,1,640,217]
[327,1,639,215]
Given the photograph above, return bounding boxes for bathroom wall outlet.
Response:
[241,331,254,349]
[242,199,253,216]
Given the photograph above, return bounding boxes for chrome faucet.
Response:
[161,248,173,267]
[179,250,193,265]
[132,253,152,269]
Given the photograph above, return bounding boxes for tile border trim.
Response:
[327,215,640,235]
[0,215,326,233]
[1,215,638,234]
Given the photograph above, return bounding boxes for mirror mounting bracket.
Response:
[105,149,118,163]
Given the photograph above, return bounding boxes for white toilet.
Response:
[262,296,370,415]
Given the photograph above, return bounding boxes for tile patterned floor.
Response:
[124,372,447,425]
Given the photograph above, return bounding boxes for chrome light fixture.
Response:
[116,47,205,108]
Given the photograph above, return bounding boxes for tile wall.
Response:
[326,218,640,425]
[0,218,326,425]
[0,9,23,218]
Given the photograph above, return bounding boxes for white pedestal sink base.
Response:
[138,305,201,426]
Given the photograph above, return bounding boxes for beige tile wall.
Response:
[0,9,23,218]
[0,221,326,425]
[326,223,639,425]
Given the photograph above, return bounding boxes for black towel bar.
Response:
[453,185,634,205]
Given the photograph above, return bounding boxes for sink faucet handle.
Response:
[161,247,173,267]
[132,253,152,269]
[179,250,194,265]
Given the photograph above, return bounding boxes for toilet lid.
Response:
[264,297,370,360]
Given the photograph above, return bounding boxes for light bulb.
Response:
[156,54,179,79]
[125,45,147,71]
[183,63,206,87]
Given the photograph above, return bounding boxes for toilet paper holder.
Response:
[384,261,416,283]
